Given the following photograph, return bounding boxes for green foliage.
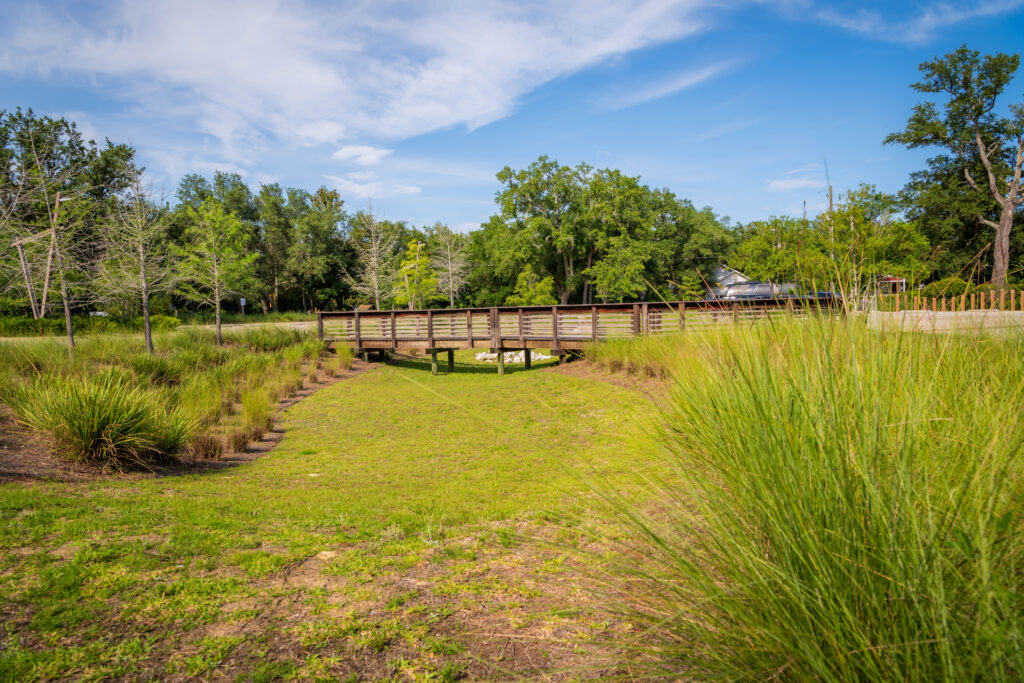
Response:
[394,240,439,309]
[586,235,652,302]
[486,156,733,304]
[594,321,1024,680]
[674,274,705,300]
[5,370,195,469]
[148,315,181,331]
[886,45,1024,286]
[176,200,258,340]
[731,186,930,295]
[504,265,557,306]
[919,276,970,298]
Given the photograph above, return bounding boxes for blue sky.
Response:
[2,0,1023,230]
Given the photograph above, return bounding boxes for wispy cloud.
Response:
[602,61,735,111]
[0,0,717,163]
[326,173,421,200]
[765,175,823,192]
[333,145,393,165]
[812,0,1024,43]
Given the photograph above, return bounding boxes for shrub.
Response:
[187,433,223,460]
[919,276,969,298]
[6,371,195,469]
[128,354,183,385]
[228,430,250,453]
[147,315,181,331]
[241,389,274,435]
[598,320,1024,680]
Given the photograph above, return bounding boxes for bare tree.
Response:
[345,211,399,310]
[94,167,175,353]
[429,223,470,307]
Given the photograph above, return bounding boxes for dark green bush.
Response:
[148,315,181,331]
[920,276,969,298]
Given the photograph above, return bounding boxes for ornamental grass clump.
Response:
[6,370,195,469]
[599,319,1024,681]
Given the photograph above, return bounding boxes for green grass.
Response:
[591,319,1024,681]
[0,351,657,680]
[5,370,194,469]
[0,326,326,467]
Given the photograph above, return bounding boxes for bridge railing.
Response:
[318,297,841,350]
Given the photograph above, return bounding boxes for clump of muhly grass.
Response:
[241,388,274,437]
[598,319,1024,681]
[5,370,195,469]
[187,433,223,460]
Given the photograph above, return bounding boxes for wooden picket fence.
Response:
[882,289,1024,313]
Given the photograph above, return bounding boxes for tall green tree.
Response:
[504,264,557,306]
[394,239,438,310]
[176,200,257,344]
[255,183,294,312]
[286,186,348,311]
[493,156,587,304]
[731,186,929,296]
[586,235,652,302]
[886,45,1024,287]
[489,156,732,304]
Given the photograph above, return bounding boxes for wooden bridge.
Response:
[318,297,839,374]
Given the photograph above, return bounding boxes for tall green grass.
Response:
[5,371,195,470]
[593,320,1024,680]
[1,327,331,469]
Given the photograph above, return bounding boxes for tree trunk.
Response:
[450,293,455,308]
[215,299,222,346]
[273,275,280,313]
[990,205,1014,288]
[139,244,154,354]
[213,261,222,346]
[55,249,74,356]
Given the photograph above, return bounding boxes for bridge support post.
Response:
[430,349,438,376]
[497,349,505,376]
[524,348,531,369]
[447,349,454,373]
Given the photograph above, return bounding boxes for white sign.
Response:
[240,298,246,306]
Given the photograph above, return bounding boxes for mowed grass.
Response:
[0,352,658,681]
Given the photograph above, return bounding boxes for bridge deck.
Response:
[318,298,838,353]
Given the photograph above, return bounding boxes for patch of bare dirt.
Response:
[0,409,100,483]
[546,359,666,400]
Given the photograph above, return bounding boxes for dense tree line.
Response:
[1,45,1022,348]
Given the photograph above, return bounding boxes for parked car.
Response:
[718,281,799,300]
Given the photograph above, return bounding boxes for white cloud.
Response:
[0,0,717,162]
[602,61,735,110]
[765,176,823,192]
[333,145,393,165]
[812,0,1024,43]
[326,173,421,200]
